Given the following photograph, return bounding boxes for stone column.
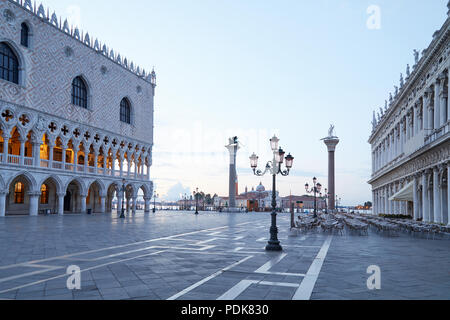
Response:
[126,197,131,214]
[93,151,98,174]
[447,163,450,226]
[57,192,65,216]
[414,104,419,135]
[84,152,88,173]
[100,196,106,213]
[144,197,151,213]
[28,193,39,216]
[434,82,441,129]
[385,186,390,214]
[19,138,26,166]
[131,196,137,214]
[80,195,87,214]
[393,184,399,214]
[48,142,54,169]
[73,147,78,171]
[323,137,340,211]
[422,172,429,222]
[399,120,404,154]
[2,134,10,163]
[0,192,6,217]
[433,167,441,223]
[394,127,399,157]
[438,73,447,127]
[225,138,240,210]
[103,155,107,175]
[413,176,419,221]
[61,145,67,170]
[423,95,429,132]
[111,153,116,177]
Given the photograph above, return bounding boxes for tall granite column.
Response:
[322,133,339,211]
[225,137,240,210]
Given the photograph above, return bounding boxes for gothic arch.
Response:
[87,179,106,197]
[64,178,87,196]
[38,175,64,195]
[0,38,27,86]
[7,171,38,193]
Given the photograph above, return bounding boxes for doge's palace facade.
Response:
[369,2,450,225]
[0,0,155,216]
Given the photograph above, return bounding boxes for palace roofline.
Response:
[368,8,450,143]
[6,0,155,84]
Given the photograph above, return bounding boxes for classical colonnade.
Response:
[373,162,449,224]
[373,70,449,174]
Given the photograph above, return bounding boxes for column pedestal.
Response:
[144,198,151,213]
[29,193,39,216]
[80,196,87,214]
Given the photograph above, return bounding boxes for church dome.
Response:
[256,182,265,192]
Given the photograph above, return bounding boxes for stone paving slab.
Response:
[0,211,449,300]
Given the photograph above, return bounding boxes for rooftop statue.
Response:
[328,124,336,138]
[413,49,420,65]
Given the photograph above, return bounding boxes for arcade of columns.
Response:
[371,70,449,224]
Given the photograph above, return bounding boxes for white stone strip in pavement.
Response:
[167,255,254,301]
[292,236,333,300]
[0,250,167,295]
[195,238,219,245]
[254,253,306,277]
[255,254,288,273]
[217,280,299,300]
[0,223,252,270]
[0,266,63,284]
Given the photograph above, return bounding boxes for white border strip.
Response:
[292,236,333,300]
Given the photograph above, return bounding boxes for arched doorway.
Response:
[87,181,102,213]
[6,174,34,216]
[106,183,119,213]
[38,177,59,214]
[65,180,82,213]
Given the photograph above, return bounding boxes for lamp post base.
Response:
[266,241,283,252]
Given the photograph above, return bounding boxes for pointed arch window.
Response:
[0,43,19,84]
[72,76,88,108]
[120,98,131,124]
[14,182,25,204]
[21,23,29,47]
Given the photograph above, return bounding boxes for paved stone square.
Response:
[0,211,449,300]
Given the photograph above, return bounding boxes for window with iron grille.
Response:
[72,76,88,108]
[120,98,131,124]
[0,43,19,84]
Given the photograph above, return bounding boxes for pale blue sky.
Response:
[42,0,447,204]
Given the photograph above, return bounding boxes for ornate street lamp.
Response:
[153,191,158,213]
[250,135,294,252]
[305,177,322,218]
[193,188,199,215]
[120,179,126,219]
